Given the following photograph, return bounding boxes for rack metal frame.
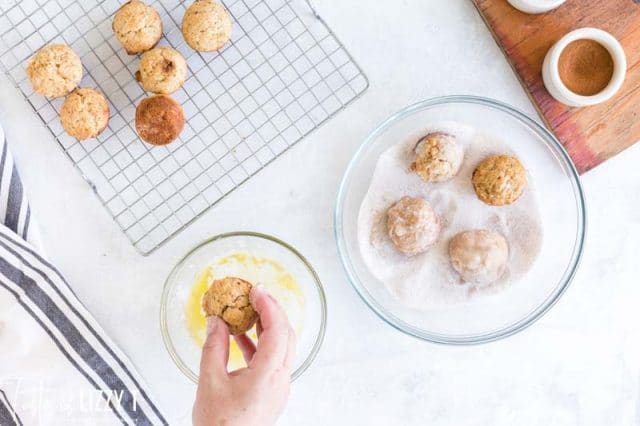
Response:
[0,0,368,254]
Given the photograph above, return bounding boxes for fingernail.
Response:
[206,316,219,335]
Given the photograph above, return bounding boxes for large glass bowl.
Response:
[335,96,586,344]
[161,232,327,382]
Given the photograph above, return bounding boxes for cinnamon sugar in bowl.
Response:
[558,39,614,96]
[542,28,626,107]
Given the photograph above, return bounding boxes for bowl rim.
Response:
[334,95,587,345]
[160,231,328,382]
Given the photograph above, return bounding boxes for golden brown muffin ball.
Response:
[202,277,258,335]
[182,0,232,52]
[27,44,83,98]
[135,94,184,145]
[112,0,163,54]
[136,47,187,94]
[60,88,110,140]
[472,155,527,206]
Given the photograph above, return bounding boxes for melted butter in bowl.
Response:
[161,232,326,382]
[185,253,305,371]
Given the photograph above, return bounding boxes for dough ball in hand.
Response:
[202,277,258,335]
[387,196,441,256]
[472,155,526,206]
[448,229,509,284]
[410,132,464,182]
[112,0,163,54]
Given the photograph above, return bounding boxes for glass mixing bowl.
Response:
[335,96,586,344]
[161,232,327,382]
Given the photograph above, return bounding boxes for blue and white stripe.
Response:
[0,131,33,243]
[0,389,22,426]
[0,125,167,425]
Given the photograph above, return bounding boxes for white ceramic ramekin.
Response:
[507,0,565,14]
[542,28,627,107]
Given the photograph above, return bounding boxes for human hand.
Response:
[193,286,296,426]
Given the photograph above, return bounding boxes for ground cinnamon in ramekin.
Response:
[558,39,614,96]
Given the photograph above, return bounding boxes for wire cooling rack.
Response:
[0,0,368,254]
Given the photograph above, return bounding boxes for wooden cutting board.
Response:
[471,0,640,173]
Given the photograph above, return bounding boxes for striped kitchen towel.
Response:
[0,124,167,425]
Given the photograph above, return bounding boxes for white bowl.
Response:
[542,28,626,107]
[507,0,565,14]
[161,232,327,382]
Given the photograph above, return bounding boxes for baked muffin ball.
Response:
[60,88,110,140]
[26,44,82,98]
[387,196,440,256]
[112,1,163,54]
[182,0,232,52]
[202,277,258,335]
[472,155,527,206]
[449,230,509,284]
[410,132,464,182]
[135,95,184,145]
[136,47,187,94]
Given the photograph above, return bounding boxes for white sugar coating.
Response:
[357,121,544,309]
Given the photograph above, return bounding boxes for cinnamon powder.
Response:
[558,39,614,96]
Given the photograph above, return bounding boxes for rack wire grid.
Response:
[0,0,368,254]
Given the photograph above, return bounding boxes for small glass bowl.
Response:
[161,231,327,382]
[335,96,586,344]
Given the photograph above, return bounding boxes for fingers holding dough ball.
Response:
[112,0,163,54]
[472,155,527,206]
[202,277,258,335]
[182,0,232,52]
[449,229,509,284]
[387,196,441,256]
[410,132,464,182]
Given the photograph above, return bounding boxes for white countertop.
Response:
[1,0,639,424]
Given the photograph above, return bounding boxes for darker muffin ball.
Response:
[135,94,184,145]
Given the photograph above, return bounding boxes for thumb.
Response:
[199,317,230,385]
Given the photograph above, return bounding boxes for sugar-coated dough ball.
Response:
[112,1,163,54]
[472,155,526,206]
[137,47,187,94]
[60,88,110,140]
[202,277,257,335]
[410,132,464,182]
[27,44,82,98]
[449,230,509,284]
[387,196,441,256]
[182,0,232,52]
